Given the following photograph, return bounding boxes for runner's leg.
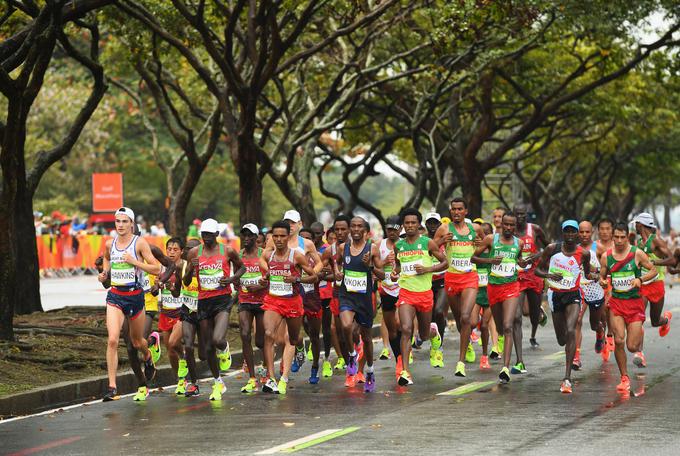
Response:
[240,310,256,377]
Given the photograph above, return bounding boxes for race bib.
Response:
[199,268,222,290]
[160,289,183,309]
[449,254,473,273]
[548,266,577,290]
[269,275,293,297]
[111,262,136,287]
[478,271,488,287]
[301,282,315,293]
[344,270,368,293]
[382,265,397,287]
[491,258,516,278]
[611,271,635,292]
[240,273,262,292]
[401,257,424,276]
[182,289,198,312]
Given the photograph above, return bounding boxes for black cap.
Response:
[385,215,401,229]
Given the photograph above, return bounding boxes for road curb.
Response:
[0,324,381,418]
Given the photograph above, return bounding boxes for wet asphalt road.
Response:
[3,294,680,455]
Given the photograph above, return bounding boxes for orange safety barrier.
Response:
[36,234,240,272]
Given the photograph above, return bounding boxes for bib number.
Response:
[612,271,635,292]
[478,271,488,287]
[161,290,183,310]
[401,257,423,276]
[344,270,368,293]
[301,282,315,293]
[449,255,472,273]
[548,267,577,290]
[491,259,516,278]
[111,262,136,287]
[240,274,262,293]
[199,269,222,290]
[269,275,293,297]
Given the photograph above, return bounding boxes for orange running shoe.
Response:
[470,331,479,343]
[395,355,403,380]
[633,351,647,368]
[659,311,672,337]
[606,335,614,352]
[572,350,582,370]
[356,372,366,384]
[344,374,356,388]
[601,343,610,362]
[616,375,630,392]
[356,340,364,363]
[479,355,490,369]
[560,379,573,394]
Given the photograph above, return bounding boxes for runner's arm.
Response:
[535,225,549,249]
[294,250,317,283]
[305,239,324,274]
[636,250,657,286]
[133,238,162,276]
[222,247,245,285]
[332,243,344,281]
[149,245,176,283]
[598,253,610,287]
[582,250,593,279]
[533,244,558,280]
[516,239,531,268]
[390,244,401,280]
[428,239,448,273]
[472,235,498,264]
[370,244,386,280]
[183,247,198,286]
[320,248,335,282]
[651,236,674,267]
[433,223,451,248]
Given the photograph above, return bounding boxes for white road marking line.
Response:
[254,429,343,455]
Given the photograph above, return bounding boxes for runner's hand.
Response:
[549,273,563,282]
[150,283,160,294]
[336,272,344,283]
[414,264,426,275]
[389,271,399,281]
[98,271,107,283]
[443,232,453,243]
[259,277,269,287]
[386,252,395,263]
[491,257,503,265]
[283,276,297,284]
[219,276,233,287]
[632,278,642,288]
[190,257,199,268]
[599,278,608,288]
[362,251,371,266]
[123,252,138,266]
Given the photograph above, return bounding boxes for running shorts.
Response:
[339,294,375,328]
[158,312,181,332]
[303,291,322,320]
[238,302,264,314]
[476,287,489,308]
[197,295,232,321]
[547,289,581,313]
[609,296,645,324]
[519,270,544,294]
[397,288,433,313]
[431,278,445,293]
[330,296,340,316]
[380,293,398,312]
[444,271,478,296]
[320,298,331,310]
[585,297,605,310]
[262,295,304,319]
[640,280,665,303]
[180,305,200,327]
[488,281,520,306]
[107,289,144,319]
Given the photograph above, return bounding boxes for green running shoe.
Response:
[409,351,413,365]
[149,331,161,364]
[176,378,187,395]
[430,323,442,351]
[133,386,148,401]
[539,308,548,327]
[307,344,313,361]
[277,378,288,395]
[178,359,188,379]
[210,381,226,401]
[430,348,444,368]
[241,378,258,393]
[465,342,476,363]
[498,335,505,354]
[218,348,232,372]
[379,347,390,360]
[499,366,511,383]
[454,361,466,377]
[511,362,527,374]
[334,358,346,370]
[322,360,333,377]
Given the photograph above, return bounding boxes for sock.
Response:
[214,377,223,384]
[281,375,288,383]
[350,350,357,357]
[366,365,374,373]
[389,332,402,359]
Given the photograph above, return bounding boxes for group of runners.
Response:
[97,201,674,401]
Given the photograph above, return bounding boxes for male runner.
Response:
[597,218,616,360]
[299,227,324,384]
[425,212,446,368]
[471,222,495,369]
[184,218,245,401]
[535,220,592,393]
[99,207,162,402]
[180,239,201,396]
[513,204,546,373]
[312,223,336,377]
[633,212,673,367]
[433,197,485,377]
[237,224,266,393]
[334,216,383,392]
[259,221,318,394]
[473,212,529,383]
[391,208,447,386]
[599,222,657,392]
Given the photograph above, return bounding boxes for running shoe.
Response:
[218,347,232,372]
[601,341,610,362]
[560,379,573,394]
[291,358,300,373]
[144,355,157,383]
[322,360,333,377]
[356,372,366,384]
[178,359,188,378]
[489,347,500,360]
[529,338,539,348]
[511,362,527,374]
[256,364,267,379]
[148,331,161,364]
[479,355,490,370]
[210,381,226,401]
[409,350,413,365]
[307,344,313,361]
[398,370,413,386]
[185,383,200,397]
[309,367,320,384]
[659,311,672,337]
[497,335,505,354]
[499,367,510,384]
[454,361,466,377]
[346,352,358,375]
[379,347,391,360]
[594,330,605,353]
[539,308,548,327]
[633,351,647,368]
[616,375,630,392]
[344,374,356,388]
[295,346,306,369]
[430,347,444,368]
[241,378,258,393]
[277,378,288,395]
[572,357,582,371]
[334,358,346,371]
[470,330,479,344]
[606,335,614,352]
[430,323,442,350]
[364,372,376,392]
[396,355,404,380]
[176,378,187,395]
[262,378,279,393]
[133,386,149,402]
[465,343,476,363]
[102,386,120,402]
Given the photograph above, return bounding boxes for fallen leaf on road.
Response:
[283,422,295,427]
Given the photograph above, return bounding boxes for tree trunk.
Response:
[293,143,317,226]
[14,192,42,314]
[462,166,484,219]
[663,197,671,234]
[167,163,205,237]
[237,136,263,226]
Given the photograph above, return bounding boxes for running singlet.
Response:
[379,238,400,297]
[340,241,372,296]
[432,243,446,281]
[197,244,231,299]
[546,244,583,292]
[110,235,142,288]
[300,251,318,295]
[268,249,300,298]
[607,247,641,299]
[477,251,491,288]
[396,236,433,292]
[518,224,538,272]
[318,244,333,299]
[445,222,477,274]
[489,234,520,285]
[181,262,199,312]
[332,243,342,298]
[637,234,664,284]
[239,248,264,304]
[580,243,604,302]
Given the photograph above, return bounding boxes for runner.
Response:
[99,207,163,402]
[425,212,446,368]
[513,204,546,373]
[179,239,201,397]
[184,218,245,401]
[259,220,318,394]
[492,207,505,234]
[314,224,337,377]
[299,227,324,384]
[471,222,495,369]
[535,220,593,393]
[597,218,616,360]
[237,223,266,393]
[433,197,485,377]
[598,222,657,392]
[390,208,447,386]
[473,212,529,383]
[334,216,382,392]
[633,212,673,367]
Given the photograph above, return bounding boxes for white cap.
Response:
[241,223,259,235]
[283,210,301,223]
[114,207,135,222]
[425,212,441,222]
[633,212,656,229]
[464,218,472,223]
[200,218,219,233]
